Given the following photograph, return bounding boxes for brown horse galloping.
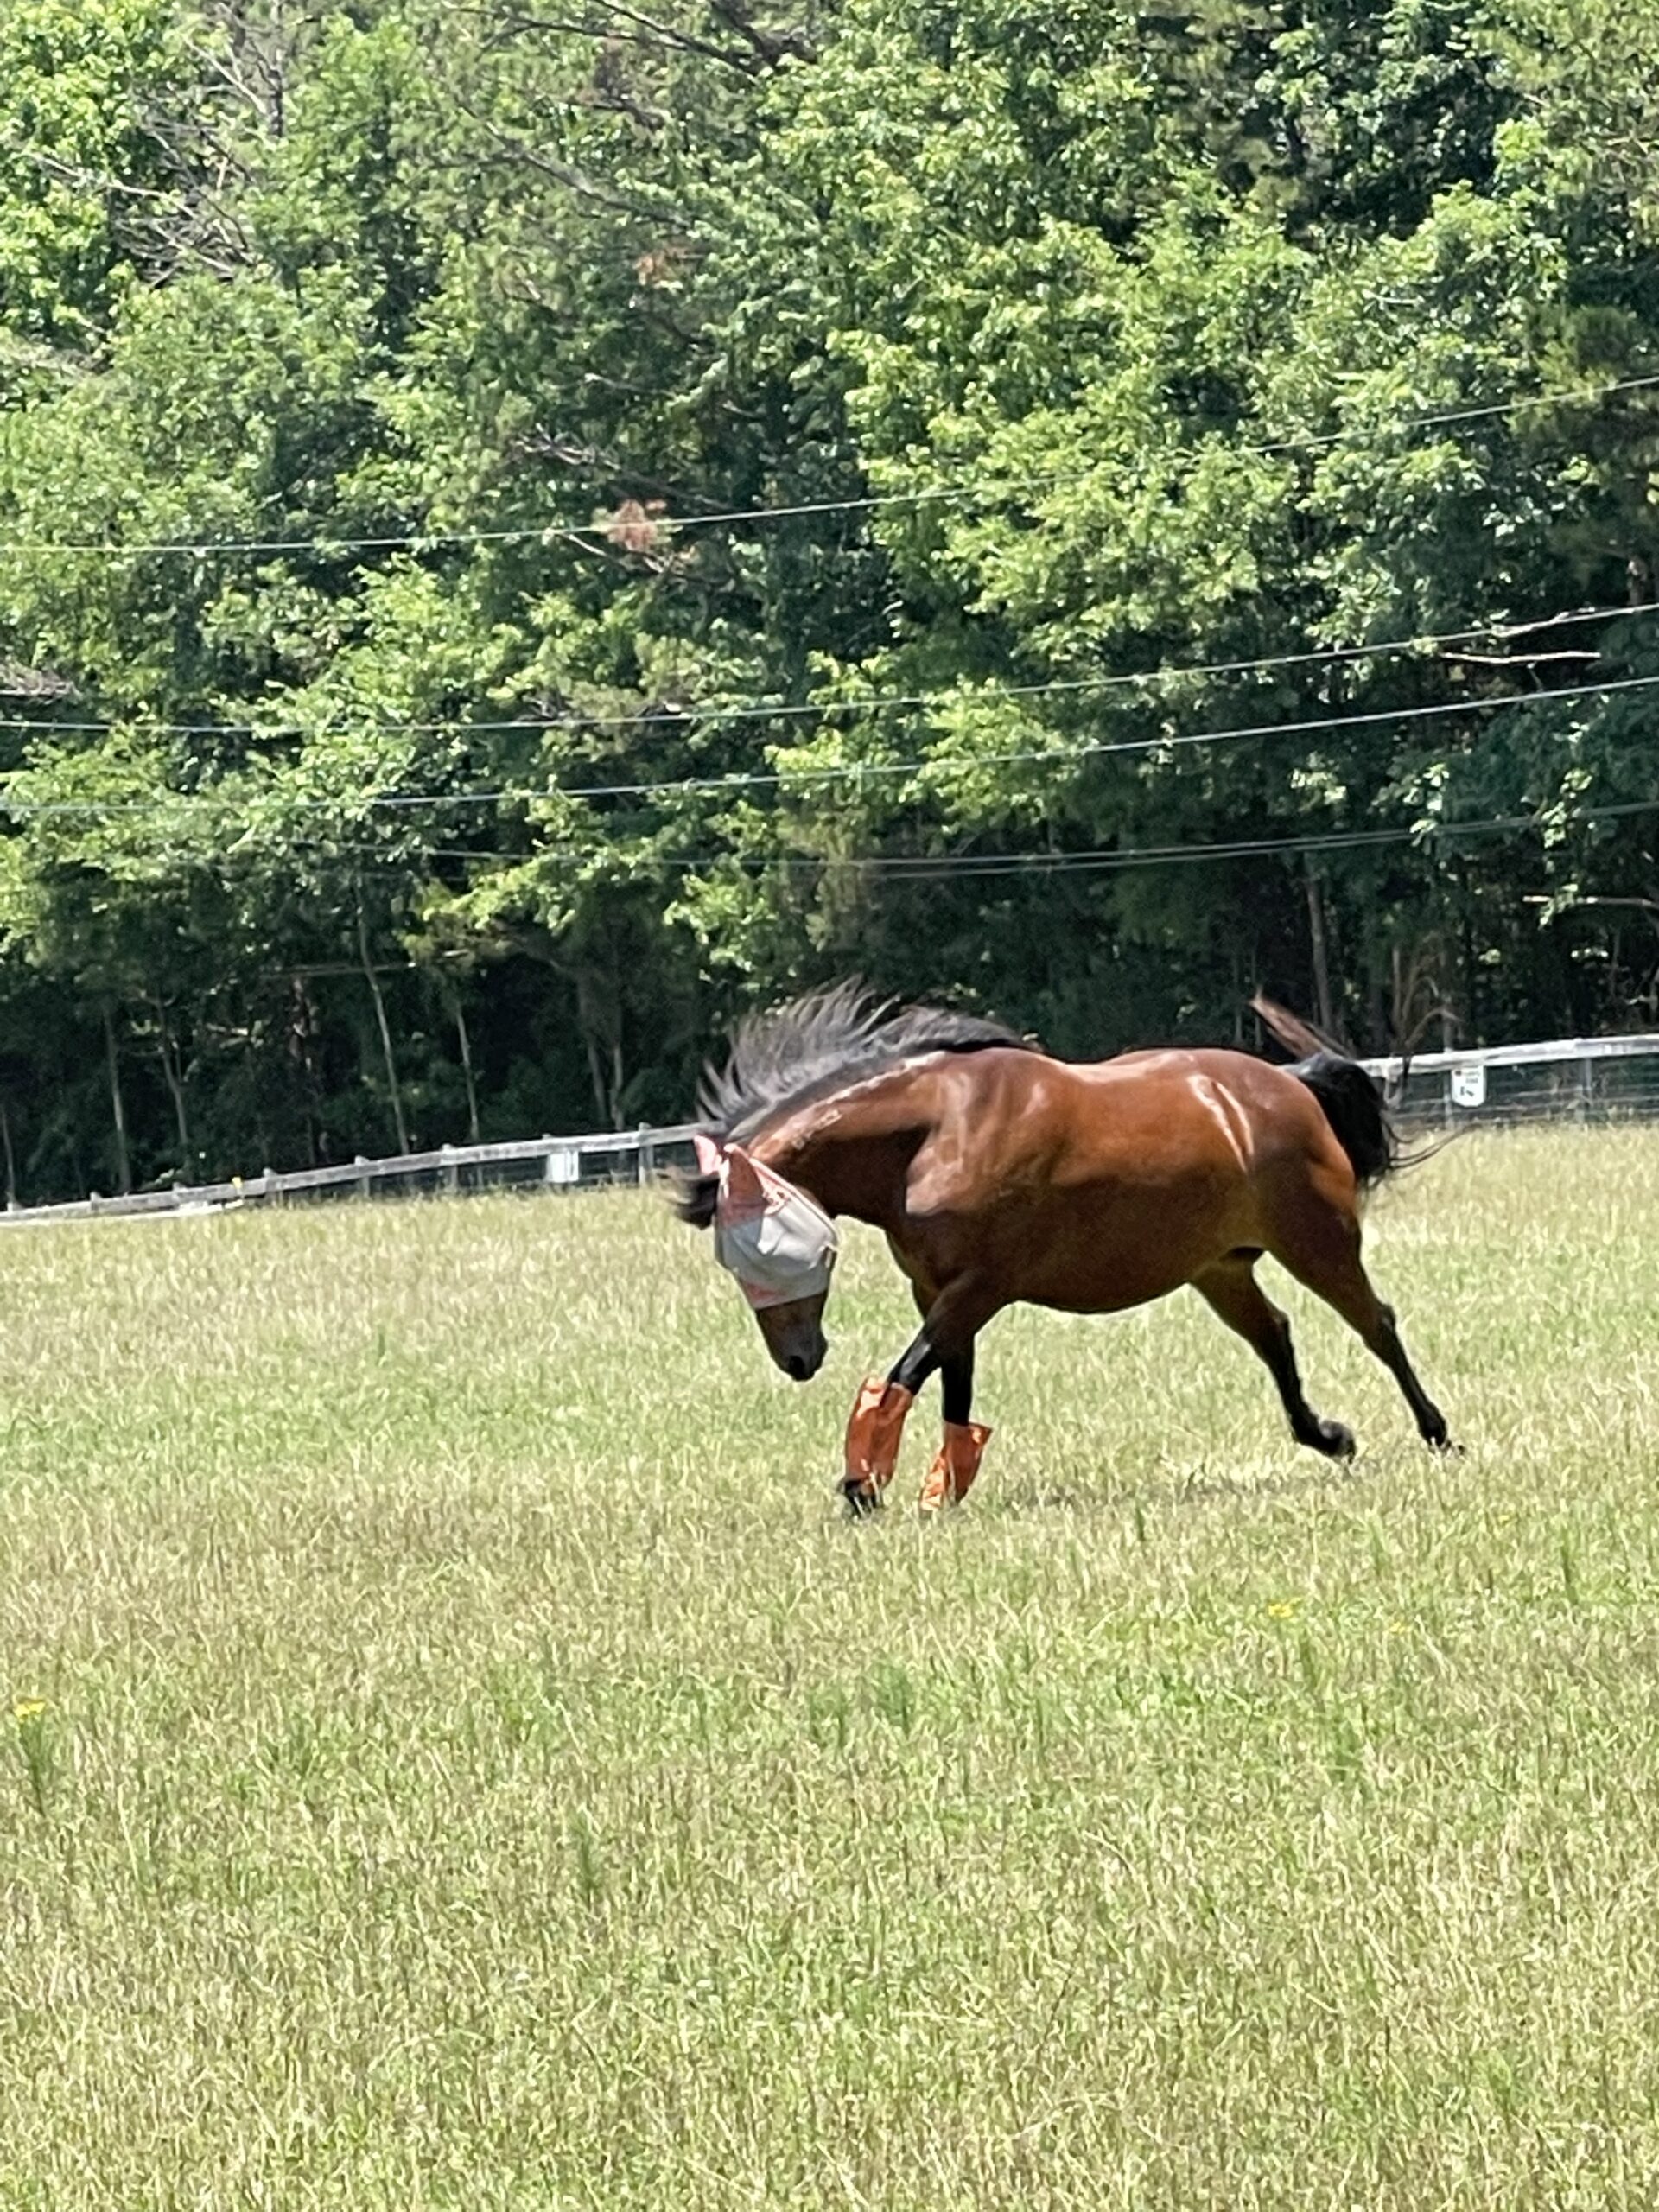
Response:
[677,985,1451,1511]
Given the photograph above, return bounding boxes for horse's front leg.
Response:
[842,1281,995,1513]
[840,1339,931,1513]
[918,1342,992,1511]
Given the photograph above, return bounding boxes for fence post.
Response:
[1579,1052,1595,1122]
[354,1154,371,1200]
[441,1143,459,1197]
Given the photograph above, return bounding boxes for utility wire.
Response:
[0,595,1649,742]
[1,373,1655,563]
[857,798,1659,880]
[7,664,1656,817]
[324,796,1659,878]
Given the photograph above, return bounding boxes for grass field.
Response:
[2,1126,1657,2209]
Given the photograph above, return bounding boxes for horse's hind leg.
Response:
[1269,1205,1451,1450]
[1193,1257,1356,1459]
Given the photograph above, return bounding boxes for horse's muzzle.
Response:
[753,1293,830,1382]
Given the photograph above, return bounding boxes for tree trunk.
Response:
[1459,876,1480,1043]
[287,976,325,1166]
[103,1005,132,1195]
[1305,866,1335,1038]
[356,905,411,1156]
[151,995,191,1166]
[1,1098,17,1209]
[584,1029,610,1127]
[452,992,482,1146]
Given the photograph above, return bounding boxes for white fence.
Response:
[0,1125,701,1227]
[1,1032,1655,1227]
[1358,1033,1659,1125]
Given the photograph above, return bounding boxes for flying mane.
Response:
[674,982,1042,1225]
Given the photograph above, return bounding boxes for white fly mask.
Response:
[694,1136,840,1309]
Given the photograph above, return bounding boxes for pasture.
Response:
[3,1126,1657,2209]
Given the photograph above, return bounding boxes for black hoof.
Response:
[841,1479,882,1517]
[1304,1418,1356,1460]
[1427,1433,1463,1457]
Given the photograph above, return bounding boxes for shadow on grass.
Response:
[984,1442,1448,1519]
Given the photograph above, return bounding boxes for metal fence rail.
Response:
[3,1030,1656,1226]
[0,1125,701,1227]
[1358,1033,1659,1126]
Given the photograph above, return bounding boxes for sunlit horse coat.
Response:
[679,986,1450,1511]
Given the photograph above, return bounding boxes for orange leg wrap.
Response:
[842,1376,915,1502]
[918,1420,993,1511]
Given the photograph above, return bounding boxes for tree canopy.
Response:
[0,0,1654,1197]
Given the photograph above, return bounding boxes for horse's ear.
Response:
[722,1145,766,1212]
[693,1135,723,1176]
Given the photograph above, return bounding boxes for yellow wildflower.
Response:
[1267,1600,1298,1621]
[12,1697,48,1725]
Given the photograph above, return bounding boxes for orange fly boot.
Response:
[918,1421,993,1510]
[842,1376,915,1508]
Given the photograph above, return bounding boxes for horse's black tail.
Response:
[1250,995,1401,1192]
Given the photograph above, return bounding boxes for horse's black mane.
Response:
[674,982,1040,1225]
[702,981,1038,1139]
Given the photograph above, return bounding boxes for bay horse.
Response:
[677,984,1451,1511]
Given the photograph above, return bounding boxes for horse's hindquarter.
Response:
[899,1048,1344,1314]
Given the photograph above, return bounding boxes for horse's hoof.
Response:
[1428,1433,1464,1457]
[1314,1420,1356,1459]
[841,1479,881,1517]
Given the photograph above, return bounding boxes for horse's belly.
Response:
[1020,1253,1206,1314]
[1004,1183,1254,1312]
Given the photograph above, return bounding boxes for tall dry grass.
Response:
[3,1128,1656,2208]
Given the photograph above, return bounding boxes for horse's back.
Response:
[919,1043,1341,1173]
[996,1045,1342,1172]
[903,1044,1355,1311]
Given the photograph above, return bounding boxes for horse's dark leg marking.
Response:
[938,1344,976,1426]
[1193,1261,1355,1459]
[887,1331,941,1399]
[887,1334,977,1412]
[1271,1217,1452,1451]
[888,1276,995,1402]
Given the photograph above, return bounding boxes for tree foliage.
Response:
[0,0,1654,1196]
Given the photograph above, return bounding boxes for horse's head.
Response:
[677,1137,837,1381]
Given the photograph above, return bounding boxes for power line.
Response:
[2,372,1655,564]
[505,669,1659,804]
[10,663,1654,817]
[0,596,1650,743]
[328,796,1659,878]
[856,798,1659,880]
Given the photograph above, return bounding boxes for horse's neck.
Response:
[757,1078,931,1230]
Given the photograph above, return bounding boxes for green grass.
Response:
[2,1127,1657,2209]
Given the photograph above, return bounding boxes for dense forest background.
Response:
[0,0,1656,1197]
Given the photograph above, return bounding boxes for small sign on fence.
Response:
[1449,1065,1488,1109]
[543,1147,582,1185]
